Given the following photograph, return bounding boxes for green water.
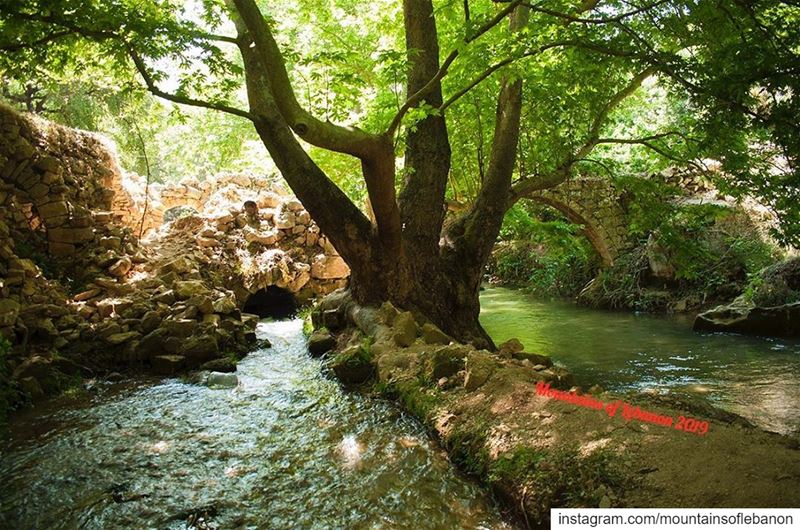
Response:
[480,286,800,435]
[0,320,511,529]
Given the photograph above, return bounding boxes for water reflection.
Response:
[481,286,800,435]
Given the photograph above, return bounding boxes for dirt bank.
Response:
[310,291,800,528]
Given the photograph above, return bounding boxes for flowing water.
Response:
[480,286,800,435]
[0,320,511,530]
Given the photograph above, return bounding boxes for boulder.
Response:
[152,289,176,305]
[421,322,451,345]
[151,355,185,375]
[694,302,800,338]
[498,338,524,356]
[73,288,101,302]
[330,345,374,385]
[140,310,162,334]
[187,295,214,315]
[212,295,237,314]
[138,328,170,357]
[19,376,45,401]
[376,347,420,382]
[108,256,132,277]
[464,351,496,392]
[12,356,61,394]
[106,331,141,346]
[179,335,220,364]
[273,209,296,230]
[392,311,418,347]
[425,344,469,380]
[243,226,278,245]
[511,351,553,367]
[174,280,211,300]
[206,371,239,388]
[48,227,95,244]
[196,236,219,248]
[378,301,399,326]
[159,256,194,275]
[199,358,237,373]
[162,319,198,338]
[308,329,336,356]
[99,236,121,250]
[0,298,21,327]
[310,255,350,279]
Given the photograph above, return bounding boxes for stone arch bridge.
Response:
[525,177,632,266]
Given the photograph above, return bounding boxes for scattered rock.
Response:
[179,335,220,364]
[205,371,239,388]
[199,358,237,373]
[512,351,553,367]
[106,331,141,345]
[140,310,162,333]
[464,351,495,391]
[426,344,469,380]
[162,319,197,338]
[151,355,186,375]
[393,311,418,347]
[330,345,373,384]
[174,280,211,300]
[107,256,133,277]
[421,322,451,345]
[308,329,336,356]
[498,338,524,356]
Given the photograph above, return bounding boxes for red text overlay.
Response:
[536,382,709,435]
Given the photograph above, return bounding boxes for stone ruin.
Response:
[0,103,350,400]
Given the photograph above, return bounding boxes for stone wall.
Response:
[0,102,134,256]
[0,104,349,401]
[526,177,632,266]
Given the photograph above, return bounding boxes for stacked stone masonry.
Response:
[0,103,349,399]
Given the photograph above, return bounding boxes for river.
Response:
[4,288,800,528]
[0,320,510,529]
[480,286,800,436]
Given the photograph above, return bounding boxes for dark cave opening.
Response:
[242,286,298,319]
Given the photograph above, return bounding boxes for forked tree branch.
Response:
[230,0,383,159]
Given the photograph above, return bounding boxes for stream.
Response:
[0,320,510,530]
[480,286,800,436]
[4,288,800,529]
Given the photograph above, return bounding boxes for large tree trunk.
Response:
[228,0,527,350]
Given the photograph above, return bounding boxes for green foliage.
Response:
[1,0,798,244]
[582,199,780,311]
[744,257,800,307]
[492,202,597,297]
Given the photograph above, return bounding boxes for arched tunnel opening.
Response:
[242,286,298,319]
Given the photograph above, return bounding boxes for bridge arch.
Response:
[525,178,631,267]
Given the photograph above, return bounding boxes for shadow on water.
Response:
[0,319,513,530]
[480,286,800,435]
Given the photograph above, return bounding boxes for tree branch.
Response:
[0,29,75,51]
[509,67,654,203]
[230,0,382,158]
[441,40,638,112]
[127,47,253,120]
[386,0,522,134]
[573,66,655,160]
[446,4,529,269]
[594,135,702,168]
[521,0,670,25]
